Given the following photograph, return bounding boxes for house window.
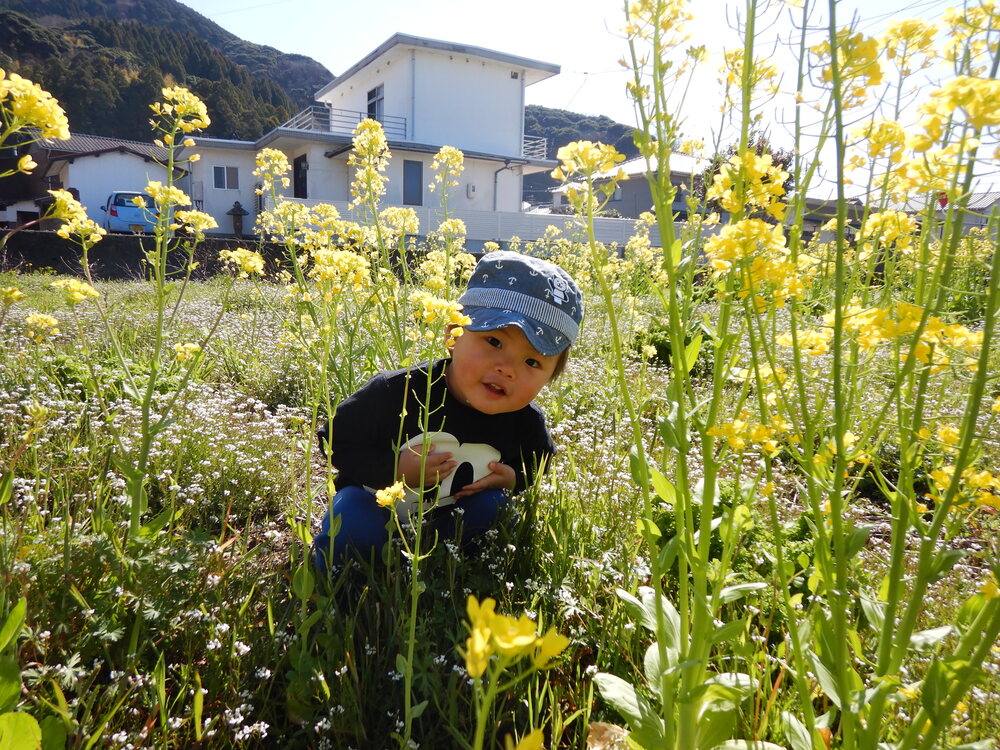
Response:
[367,85,384,121]
[403,160,423,206]
[611,186,623,201]
[293,155,308,199]
[213,165,239,190]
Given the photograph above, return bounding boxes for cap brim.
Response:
[463,307,569,357]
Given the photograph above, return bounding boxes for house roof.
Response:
[39,133,170,163]
[891,189,1000,214]
[315,33,560,99]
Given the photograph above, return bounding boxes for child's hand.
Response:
[453,461,516,499]
[397,443,456,488]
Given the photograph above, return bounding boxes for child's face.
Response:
[445,326,558,414]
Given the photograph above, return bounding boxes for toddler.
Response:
[314,250,583,570]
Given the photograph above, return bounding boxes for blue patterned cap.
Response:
[459,251,583,356]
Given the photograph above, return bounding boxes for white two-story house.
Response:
[180,33,573,245]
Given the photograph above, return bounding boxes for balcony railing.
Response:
[281,104,408,140]
[522,134,548,159]
[281,106,551,160]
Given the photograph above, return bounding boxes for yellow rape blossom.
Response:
[810,29,883,108]
[0,69,71,140]
[173,342,201,362]
[150,86,211,133]
[1,287,26,305]
[348,119,390,210]
[375,481,406,508]
[24,312,60,343]
[145,181,191,208]
[505,730,544,750]
[705,150,788,216]
[219,247,266,278]
[461,596,569,680]
[429,145,464,193]
[50,279,98,305]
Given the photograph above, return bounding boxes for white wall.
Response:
[61,153,172,223]
[317,45,524,157]
[316,48,412,136]
[412,50,522,156]
[184,146,258,234]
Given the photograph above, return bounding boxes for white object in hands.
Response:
[398,431,501,514]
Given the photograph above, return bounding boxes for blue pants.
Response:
[313,486,508,572]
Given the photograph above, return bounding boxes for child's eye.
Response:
[525,358,541,369]
[486,336,502,348]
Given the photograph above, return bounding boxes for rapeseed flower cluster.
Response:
[50,279,98,306]
[461,596,569,679]
[882,18,938,74]
[46,189,107,244]
[911,76,1000,151]
[144,181,191,209]
[707,410,791,455]
[308,248,371,299]
[810,28,884,108]
[219,248,266,278]
[173,342,201,362]
[417,249,476,292]
[171,210,218,239]
[408,290,470,345]
[24,312,60,343]
[851,119,907,163]
[706,150,788,219]
[1,287,25,305]
[429,145,464,193]
[781,299,982,371]
[0,68,70,140]
[857,210,917,260]
[942,1,1000,76]
[720,49,780,108]
[375,481,406,508]
[150,86,211,133]
[348,119,390,210]
[704,219,814,307]
[928,465,1000,512]
[253,148,291,195]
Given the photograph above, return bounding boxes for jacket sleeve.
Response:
[328,373,402,490]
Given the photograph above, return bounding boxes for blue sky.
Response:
[175,0,994,193]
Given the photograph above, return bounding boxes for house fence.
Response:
[260,196,669,247]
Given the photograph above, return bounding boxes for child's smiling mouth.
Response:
[483,382,507,396]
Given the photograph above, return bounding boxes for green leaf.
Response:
[708,619,747,646]
[929,549,971,583]
[909,625,954,652]
[921,658,949,724]
[0,473,12,507]
[0,660,20,715]
[808,652,842,708]
[649,467,676,505]
[658,402,688,452]
[781,710,812,750]
[39,715,67,750]
[951,741,995,750]
[153,652,166,729]
[291,563,314,602]
[859,595,885,632]
[594,672,665,748]
[140,508,181,538]
[193,671,203,741]
[844,524,872,559]
[0,600,26,654]
[410,700,427,719]
[395,653,408,676]
[709,742,787,750]
[696,705,737,750]
[693,673,753,713]
[616,588,681,648]
[683,333,703,375]
[0,712,42,750]
[719,582,767,604]
[670,238,682,267]
[636,517,661,542]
